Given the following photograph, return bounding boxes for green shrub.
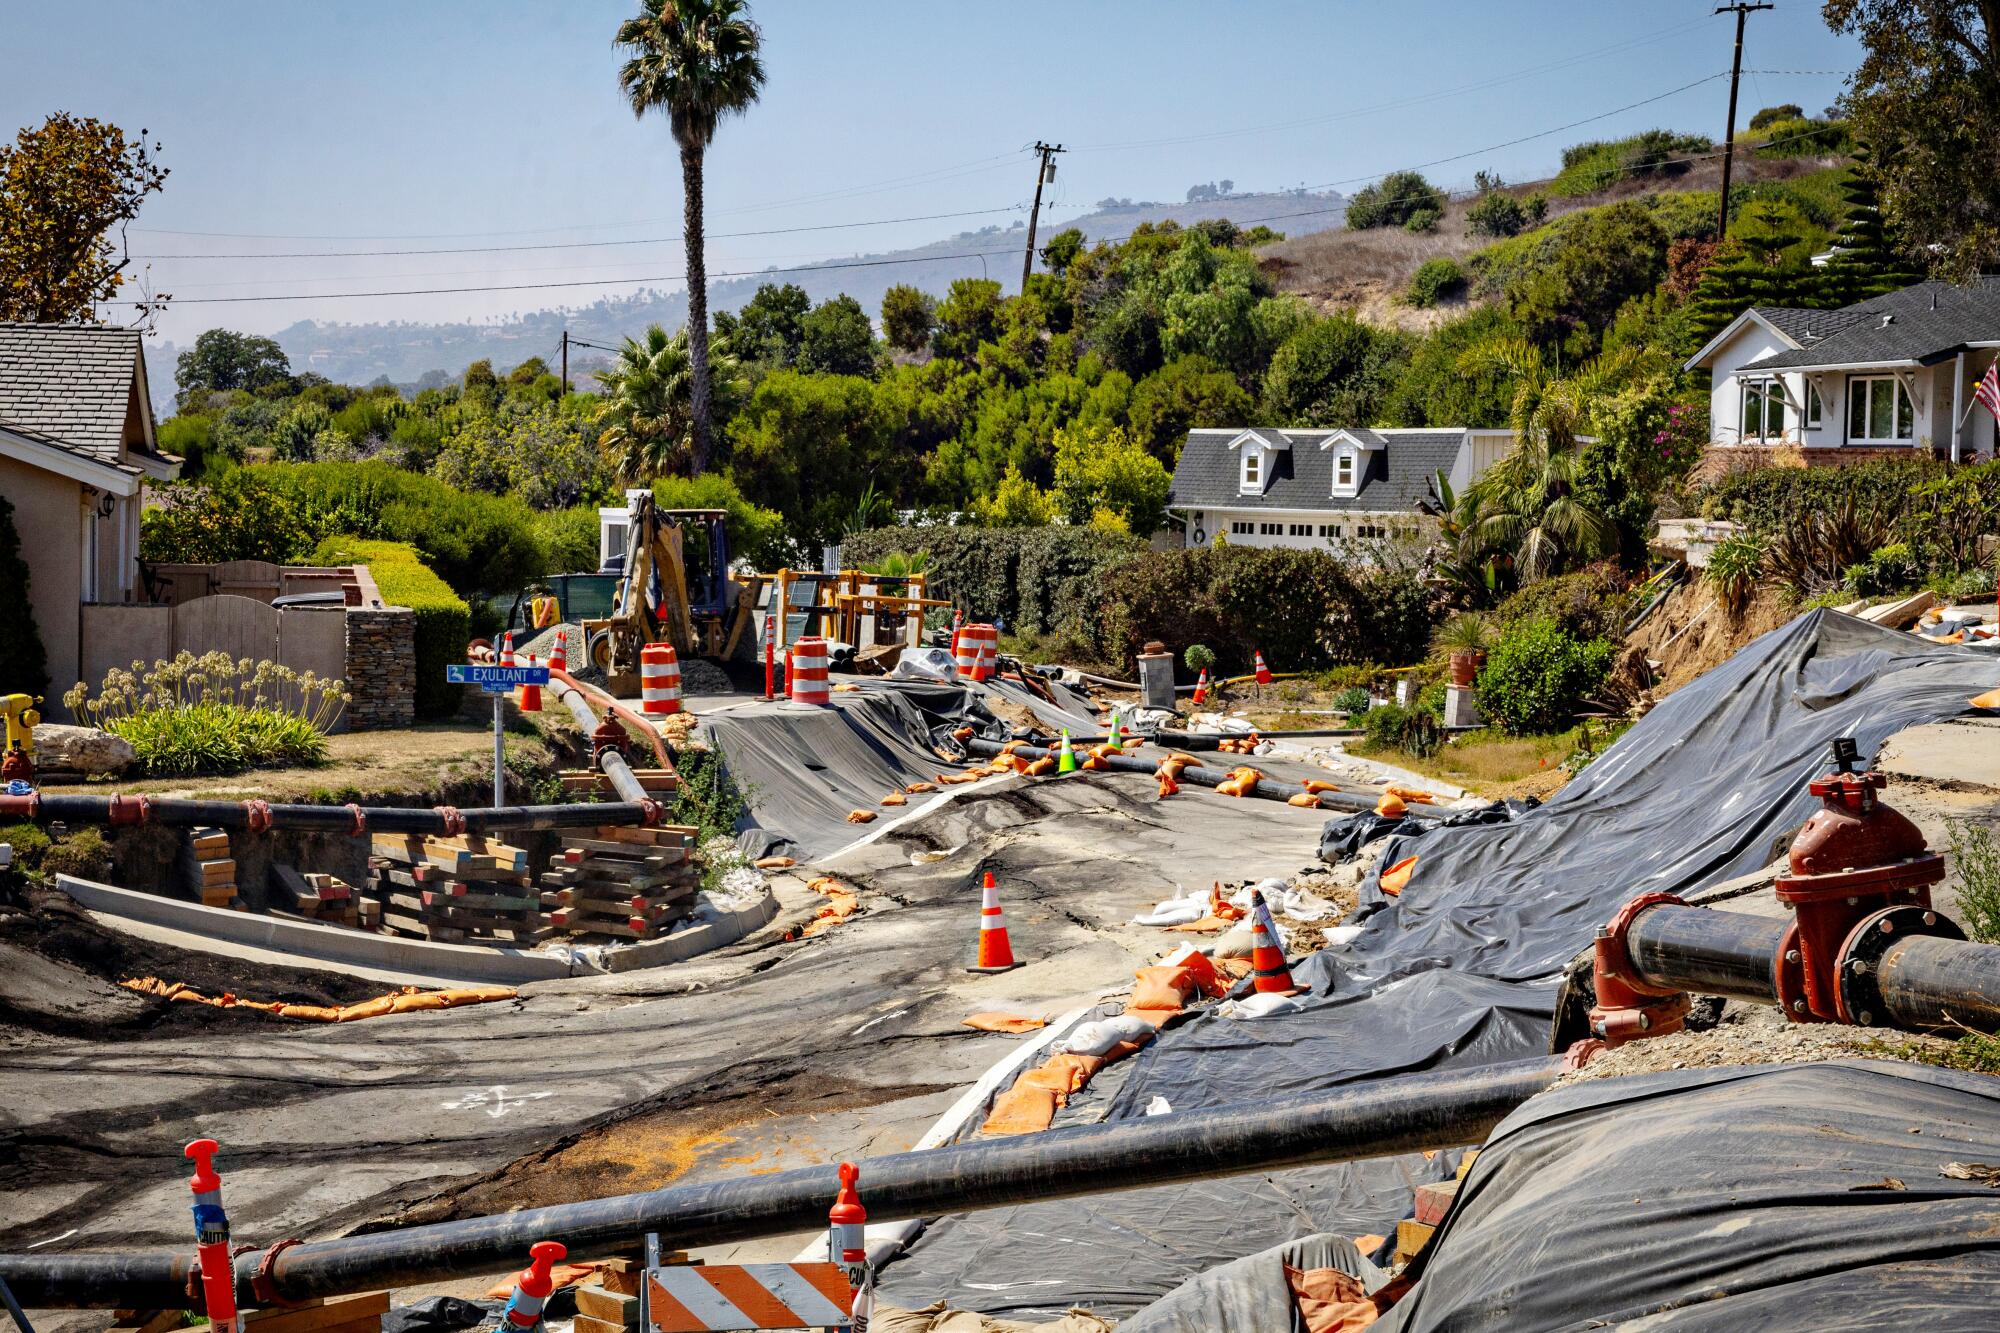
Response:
[534,508,602,576]
[843,526,1144,637]
[63,653,342,776]
[1346,170,1447,230]
[1551,129,1711,197]
[1466,191,1531,238]
[1487,564,1632,642]
[1094,545,1438,673]
[1948,819,2000,945]
[312,538,469,719]
[0,496,48,701]
[1406,258,1468,308]
[1476,618,1615,735]
[1844,542,1922,597]
[110,702,328,776]
[1704,532,1768,614]
[40,827,111,881]
[1184,643,1216,676]
[1,822,50,870]
[1696,458,1949,595]
[1403,207,1441,234]
[1752,116,1851,158]
[1331,686,1371,715]
[1360,700,1442,758]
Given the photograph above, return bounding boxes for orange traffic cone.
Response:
[520,654,542,713]
[547,629,567,675]
[1191,668,1208,705]
[968,871,1021,973]
[1253,651,1273,686]
[1247,888,1299,994]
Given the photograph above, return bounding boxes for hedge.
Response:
[1094,545,1437,675]
[312,537,469,719]
[843,526,1145,636]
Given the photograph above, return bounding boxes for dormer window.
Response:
[1335,452,1355,492]
[1241,449,1261,491]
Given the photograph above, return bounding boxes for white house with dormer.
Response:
[1165,426,1514,550]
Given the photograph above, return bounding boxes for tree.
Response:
[595,322,742,482]
[1825,0,2000,278]
[730,370,896,548]
[1820,160,1926,302]
[1453,338,1634,580]
[733,281,809,365]
[1749,103,1805,130]
[1049,424,1171,535]
[1262,313,1410,425]
[1343,170,1445,230]
[1506,199,1668,351]
[972,465,1055,526]
[881,285,937,353]
[174,329,292,404]
[616,0,766,473]
[0,495,49,700]
[798,294,877,377]
[931,278,1004,362]
[1129,355,1253,464]
[1466,191,1530,238]
[1039,227,1085,277]
[0,113,168,322]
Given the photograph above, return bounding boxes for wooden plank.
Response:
[197,860,237,886]
[573,1286,641,1327]
[184,1291,390,1333]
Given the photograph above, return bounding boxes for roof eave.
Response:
[1684,309,1803,372]
[0,425,143,495]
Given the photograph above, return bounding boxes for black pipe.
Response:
[1624,902,2000,1034]
[0,1058,1561,1308]
[1625,904,1783,1005]
[0,794,648,834]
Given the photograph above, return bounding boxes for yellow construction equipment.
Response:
[1,692,40,783]
[581,499,756,695]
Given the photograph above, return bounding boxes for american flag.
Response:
[1977,359,2000,423]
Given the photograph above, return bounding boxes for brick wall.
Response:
[1690,444,1937,486]
[343,607,415,731]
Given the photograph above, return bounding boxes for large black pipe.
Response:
[0,793,650,833]
[1624,902,2000,1033]
[966,738,1447,819]
[0,1057,1561,1309]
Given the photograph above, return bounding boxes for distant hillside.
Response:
[143,189,1346,403]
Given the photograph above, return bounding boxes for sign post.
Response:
[447,663,551,808]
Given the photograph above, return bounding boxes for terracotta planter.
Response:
[1449,650,1483,688]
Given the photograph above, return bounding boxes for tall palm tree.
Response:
[615,0,765,476]
[1453,337,1637,581]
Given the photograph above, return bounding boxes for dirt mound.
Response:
[1626,579,1796,697]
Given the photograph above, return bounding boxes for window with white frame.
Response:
[1739,375,1787,442]
[1847,376,1914,442]
[1240,448,1261,491]
[1804,380,1822,428]
[1333,450,1357,494]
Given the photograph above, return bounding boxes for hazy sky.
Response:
[2,1,1861,345]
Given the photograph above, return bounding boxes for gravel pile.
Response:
[1550,1005,1955,1089]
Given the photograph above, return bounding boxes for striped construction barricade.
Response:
[645,1262,855,1331]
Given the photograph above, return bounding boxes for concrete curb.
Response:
[55,874,780,985]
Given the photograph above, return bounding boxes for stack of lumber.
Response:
[559,765,679,795]
[272,864,374,929]
[573,1256,658,1333]
[365,833,569,946]
[117,1291,388,1333]
[540,824,699,940]
[181,826,239,910]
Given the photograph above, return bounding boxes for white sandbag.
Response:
[1130,889,1207,926]
[1143,1096,1174,1116]
[1055,1013,1156,1056]
[1220,991,1305,1019]
[1210,922,1257,959]
[1322,924,1365,948]
[890,647,960,683]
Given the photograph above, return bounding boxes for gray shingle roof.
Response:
[0,417,142,481]
[0,322,149,460]
[1752,279,2000,371]
[1169,427,1465,513]
[1749,305,1879,346]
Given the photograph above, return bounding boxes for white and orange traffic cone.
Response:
[1247,887,1299,994]
[968,870,1021,973]
[547,628,567,676]
[519,654,542,713]
[500,630,516,668]
[1253,650,1273,686]
[1191,667,1208,705]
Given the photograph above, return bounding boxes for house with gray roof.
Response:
[0,322,177,703]
[1165,426,1514,551]
[1684,278,2000,466]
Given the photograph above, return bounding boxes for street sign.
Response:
[448,664,551,694]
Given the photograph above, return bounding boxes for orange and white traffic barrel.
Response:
[955,623,998,682]
[640,644,682,716]
[789,636,832,706]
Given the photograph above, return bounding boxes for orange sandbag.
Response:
[880,791,908,806]
[1088,745,1116,761]
[999,739,1028,754]
[1008,753,1034,773]
[1156,770,1181,797]
[1130,964,1197,1011]
[963,1012,1046,1033]
[845,809,877,824]
[1159,753,1203,774]
[1025,756,1057,776]
[1082,754,1111,771]
[1216,766,1263,797]
[982,1083,1060,1136]
[1302,778,1343,795]
[1287,1263,1384,1332]
[905,781,937,793]
[1384,783,1437,805]
[1289,791,1323,808]
[753,855,796,869]
[333,994,400,1022]
[1176,947,1232,998]
[1973,687,2000,709]
[1380,854,1419,896]
[952,726,975,741]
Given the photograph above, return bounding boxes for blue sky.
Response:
[2,1,1861,344]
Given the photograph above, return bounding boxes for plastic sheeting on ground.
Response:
[1378,1060,2000,1330]
[1121,1233,1387,1333]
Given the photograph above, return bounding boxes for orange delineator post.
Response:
[968,870,1021,973]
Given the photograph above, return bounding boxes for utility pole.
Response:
[1714,2,1773,237]
[560,329,569,396]
[1022,142,1065,291]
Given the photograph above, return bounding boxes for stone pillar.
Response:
[1137,641,1176,711]
[343,607,416,731]
[1444,683,1481,730]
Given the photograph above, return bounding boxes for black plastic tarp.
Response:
[1378,1059,2000,1331]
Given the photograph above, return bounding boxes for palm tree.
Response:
[615,0,765,476]
[1453,337,1637,581]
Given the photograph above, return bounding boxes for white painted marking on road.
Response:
[850,1007,909,1036]
[440,1085,555,1118]
[27,1229,76,1249]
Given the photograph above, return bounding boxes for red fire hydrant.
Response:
[1772,738,1944,1023]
